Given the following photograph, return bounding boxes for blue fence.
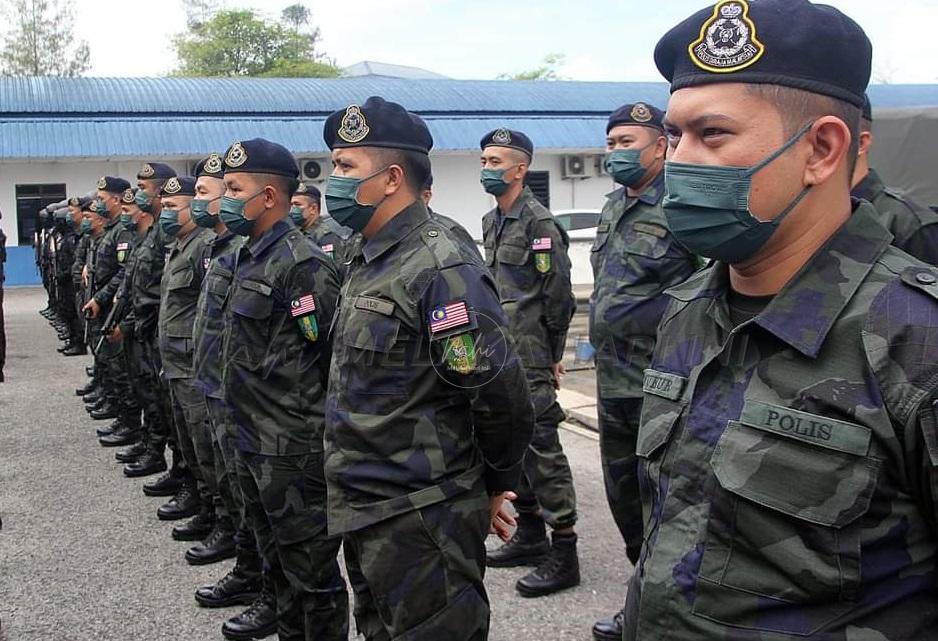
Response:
[3,246,41,286]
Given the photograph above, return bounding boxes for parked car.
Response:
[553,209,601,240]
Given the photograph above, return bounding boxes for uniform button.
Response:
[427,229,439,238]
[916,271,937,285]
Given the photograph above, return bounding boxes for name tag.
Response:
[643,369,687,401]
[597,223,610,233]
[241,279,272,297]
[354,296,395,317]
[633,222,667,238]
[739,399,871,456]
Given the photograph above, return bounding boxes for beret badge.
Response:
[164,177,182,194]
[140,163,155,178]
[295,183,309,194]
[689,0,764,73]
[121,188,135,204]
[492,128,512,145]
[204,153,223,175]
[338,105,370,144]
[96,176,107,190]
[226,142,248,168]
[630,103,653,123]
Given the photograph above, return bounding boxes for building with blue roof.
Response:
[1,76,937,285]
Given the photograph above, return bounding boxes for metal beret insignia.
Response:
[68,197,79,206]
[630,103,653,123]
[338,105,370,144]
[492,128,512,145]
[96,176,107,190]
[164,177,182,194]
[689,0,764,73]
[225,142,248,168]
[295,182,309,194]
[121,188,135,204]
[139,163,155,178]
[204,153,223,175]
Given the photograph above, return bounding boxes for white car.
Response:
[553,209,601,240]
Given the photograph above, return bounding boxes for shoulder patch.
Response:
[531,237,552,251]
[428,300,470,335]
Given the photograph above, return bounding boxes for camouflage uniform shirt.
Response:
[220,218,339,456]
[627,202,938,640]
[131,224,172,339]
[853,168,938,265]
[324,200,535,534]
[481,186,575,367]
[91,217,134,311]
[589,174,699,398]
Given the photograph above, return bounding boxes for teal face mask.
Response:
[480,166,515,196]
[191,197,220,229]
[159,208,182,237]
[120,212,136,231]
[324,167,389,233]
[135,191,153,213]
[662,121,814,265]
[218,190,265,237]
[289,205,306,227]
[94,199,110,218]
[80,218,92,234]
[604,141,658,187]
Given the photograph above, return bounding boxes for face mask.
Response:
[191,197,220,229]
[219,190,265,237]
[662,121,814,264]
[95,199,110,217]
[324,167,390,233]
[120,213,136,231]
[80,218,93,234]
[159,208,182,237]
[135,191,153,213]
[604,140,658,187]
[480,166,515,196]
[289,205,306,227]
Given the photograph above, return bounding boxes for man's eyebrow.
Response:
[664,113,740,130]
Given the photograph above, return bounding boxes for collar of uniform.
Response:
[175,225,207,252]
[498,185,535,220]
[667,201,892,358]
[362,199,430,264]
[851,168,885,203]
[210,229,238,249]
[634,170,665,206]
[246,218,291,258]
[604,186,627,201]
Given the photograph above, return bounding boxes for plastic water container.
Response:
[574,337,596,365]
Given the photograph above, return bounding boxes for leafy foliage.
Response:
[1,0,90,77]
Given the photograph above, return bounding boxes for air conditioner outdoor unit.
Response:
[562,154,589,179]
[301,159,324,181]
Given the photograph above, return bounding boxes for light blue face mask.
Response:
[158,204,191,237]
[218,190,265,237]
[324,167,389,233]
[120,212,136,231]
[662,121,815,264]
[135,190,153,213]
[289,205,306,227]
[604,140,658,187]
[80,218,92,234]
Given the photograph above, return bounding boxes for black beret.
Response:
[96,176,131,194]
[480,128,533,159]
[223,138,299,178]
[195,153,224,178]
[120,188,138,205]
[294,182,322,200]
[159,176,197,197]
[862,94,872,122]
[606,102,665,133]
[324,96,433,155]
[137,162,177,180]
[68,196,81,207]
[81,199,96,212]
[654,0,871,108]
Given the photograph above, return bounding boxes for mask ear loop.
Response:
[744,120,816,226]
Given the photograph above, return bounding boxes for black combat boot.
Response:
[75,380,97,396]
[115,441,146,463]
[222,587,277,641]
[90,403,119,420]
[171,505,214,541]
[123,451,167,478]
[63,343,87,356]
[157,484,200,521]
[98,423,142,447]
[592,607,626,641]
[195,558,262,608]
[515,532,581,598]
[186,525,237,565]
[143,470,183,497]
[486,512,550,568]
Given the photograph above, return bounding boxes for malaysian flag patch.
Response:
[321,243,334,257]
[531,237,552,251]
[290,294,316,317]
[428,301,470,334]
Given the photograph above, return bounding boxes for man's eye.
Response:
[702,128,728,138]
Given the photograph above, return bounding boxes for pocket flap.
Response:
[343,314,401,352]
[496,244,529,265]
[232,283,274,320]
[636,397,683,458]
[167,266,194,291]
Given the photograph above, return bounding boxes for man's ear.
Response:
[385,165,406,195]
[654,134,668,159]
[263,184,278,209]
[803,116,851,187]
[857,130,873,157]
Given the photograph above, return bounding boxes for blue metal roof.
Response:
[1,77,937,160]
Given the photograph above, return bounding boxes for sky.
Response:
[15,0,938,83]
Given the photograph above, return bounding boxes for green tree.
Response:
[184,0,222,30]
[1,0,90,76]
[498,53,567,81]
[172,9,340,78]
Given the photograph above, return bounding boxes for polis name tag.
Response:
[739,399,872,456]
[643,369,686,401]
[354,296,395,317]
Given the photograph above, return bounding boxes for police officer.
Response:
[852,94,938,264]
[478,128,580,597]
[289,182,352,267]
[65,196,92,357]
[322,97,535,640]
[589,102,699,641]
[626,1,938,638]
[52,203,84,355]
[218,138,348,641]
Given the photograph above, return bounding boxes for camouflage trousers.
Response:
[95,317,139,424]
[206,396,259,570]
[513,367,578,529]
[234,450,348,641]
[597,391,644,565]
[168,378,218,510]
[343,488,491,641]
[71,284,86,348]
[130,332,172,457]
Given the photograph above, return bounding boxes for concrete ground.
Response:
[0,286,628,641]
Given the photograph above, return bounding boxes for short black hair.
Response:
[254,173,299,198]
[372,148,431,195]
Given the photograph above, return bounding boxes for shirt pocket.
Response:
[167,265,194,292]
[623,224,669,260]
[693,415,881,636]
[341,312,409,398]
[636,394,685,534]
[230,281,275,365]
[495,243,534,295]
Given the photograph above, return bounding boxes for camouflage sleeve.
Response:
[283,255,341,377]
[92,240,125,307]
[896,224,938,267]
[536,220,576,363]
[912,399,938,533]
[420,263,536,494]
